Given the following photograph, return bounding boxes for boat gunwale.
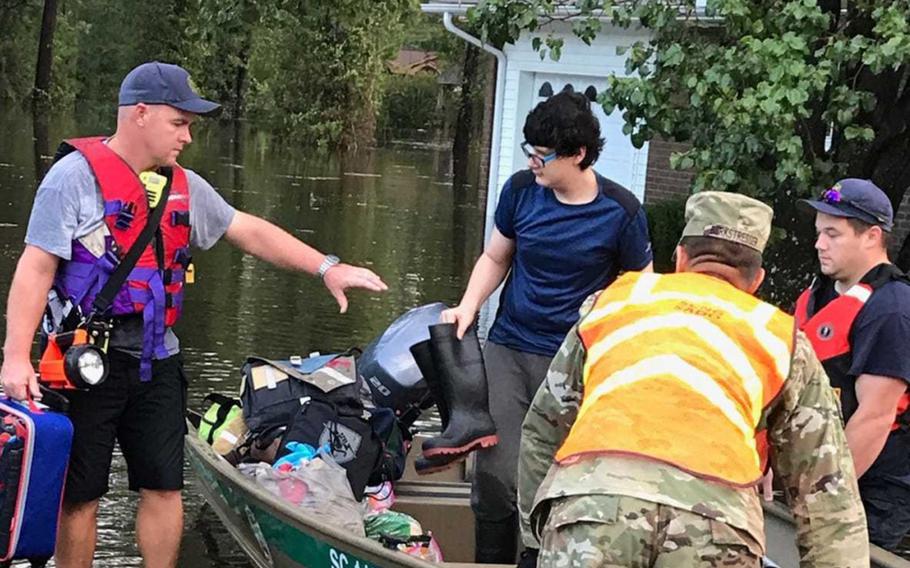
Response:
[762,499,910,568]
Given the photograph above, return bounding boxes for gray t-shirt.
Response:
[25,150,236,356]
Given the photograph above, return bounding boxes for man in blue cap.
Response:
[795,178,910,550]
[0,61,387,567]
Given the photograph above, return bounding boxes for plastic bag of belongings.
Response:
[363,482,443,562]
[197,393,247,459]
[199,351,408,501]
[198,301,481,499]
[239,443,365,537]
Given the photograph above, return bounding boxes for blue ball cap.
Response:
[118,61,221,117]
[797,178,893,232]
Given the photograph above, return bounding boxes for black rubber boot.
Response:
[475,514,518,563]
[421,323,498,458]
[413,452,467,475]
[409,339,449,427]
[411,339,464,475]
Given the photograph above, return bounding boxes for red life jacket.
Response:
[795,264,910,431]
[52,136,192,379]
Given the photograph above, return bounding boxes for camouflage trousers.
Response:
[538,494,763,568]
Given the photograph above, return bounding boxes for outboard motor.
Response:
[359,303,446,425]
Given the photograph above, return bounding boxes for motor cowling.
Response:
[359,303,446,420]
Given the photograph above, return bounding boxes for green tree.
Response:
[1,0,416,150]
[245,0,417,149]
[33,0,59,107]
[183,0,269,120]
[469,0,910,267]
[0,0,41,102]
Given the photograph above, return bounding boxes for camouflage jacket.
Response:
[518,300,870,568]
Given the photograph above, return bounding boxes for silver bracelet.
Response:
[318,254,341,279]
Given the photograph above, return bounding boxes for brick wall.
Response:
[891,189,910,258]
[644,138,694,204]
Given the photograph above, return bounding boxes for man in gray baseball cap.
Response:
[118,61,221,116]
[0,61,388,567]
[795,178,910,551]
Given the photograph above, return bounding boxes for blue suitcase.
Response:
[0,397,73,563]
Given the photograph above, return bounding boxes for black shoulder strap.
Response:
[90,168,173,318]
[52,141,77,166]
[861,263,910,289]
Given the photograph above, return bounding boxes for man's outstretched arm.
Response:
[224,211,387,313]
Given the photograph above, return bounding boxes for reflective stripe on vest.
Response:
[556,272,795,487]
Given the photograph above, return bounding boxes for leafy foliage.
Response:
[378,74,444,135]
[244,0,417,149]
[1,0,418,149]
[644,197,687,273]
[0,0,42,102]
[469,0,910,204]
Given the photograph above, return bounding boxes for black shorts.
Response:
[60,350,188,503]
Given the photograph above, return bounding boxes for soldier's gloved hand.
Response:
[517,548,538,568]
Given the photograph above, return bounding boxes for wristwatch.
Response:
[318,254,341,279]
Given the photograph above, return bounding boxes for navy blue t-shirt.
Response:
[487,170,652,357]
[816,271,910,482]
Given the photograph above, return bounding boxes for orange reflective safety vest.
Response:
[555,272,795,487]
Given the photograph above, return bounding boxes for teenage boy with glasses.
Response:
[441,91,653,563]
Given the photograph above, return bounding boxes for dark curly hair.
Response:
[522,91,604,170]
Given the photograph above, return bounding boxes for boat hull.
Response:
[187,426,910,568]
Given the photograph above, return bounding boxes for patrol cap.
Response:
[119,61,221,117]
[681,191,773,253]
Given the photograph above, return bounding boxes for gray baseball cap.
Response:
[119,61,221,117]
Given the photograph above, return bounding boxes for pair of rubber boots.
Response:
[409,323,499,474]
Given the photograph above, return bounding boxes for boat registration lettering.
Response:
[330,548,374,568]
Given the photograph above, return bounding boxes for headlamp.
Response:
[64,344,109,388]
[39,328,109,391]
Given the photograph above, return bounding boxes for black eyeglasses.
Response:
[520,141,557,168]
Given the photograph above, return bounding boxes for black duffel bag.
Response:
[241,353,408,500]
[239,353,361,437]
[278,398,382,501]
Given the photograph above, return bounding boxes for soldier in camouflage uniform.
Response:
[517,192,870,568]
